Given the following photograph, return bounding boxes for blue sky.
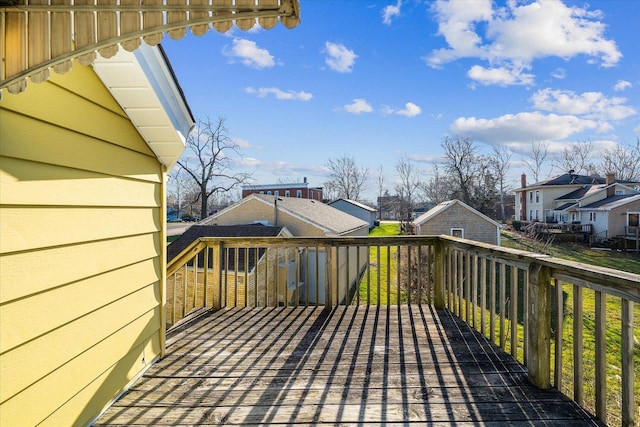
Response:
[162,0,640,202]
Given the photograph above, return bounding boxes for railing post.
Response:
[433,238,445,309]
[527,262,551,389]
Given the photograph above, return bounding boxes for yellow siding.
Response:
[0,62,165,426]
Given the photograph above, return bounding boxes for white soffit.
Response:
[92,44,194,167]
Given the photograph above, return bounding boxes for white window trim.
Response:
[450,228,464,238]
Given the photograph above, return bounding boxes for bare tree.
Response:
[554,140,596,176]
[324,155,369,201]
[395,157,422,231]
[441,135,478,206]
[420,164,455,206]
[376,164,385,221]
[600,139,640,181]
[167,165,194,218]
[522,141,550,183]
[177,116,250,219]
[490,145,513,221]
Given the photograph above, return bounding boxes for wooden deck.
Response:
[94,306,603,426]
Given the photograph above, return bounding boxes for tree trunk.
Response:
[200,184,208,220]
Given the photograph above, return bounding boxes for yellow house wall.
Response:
[0,63,164,426]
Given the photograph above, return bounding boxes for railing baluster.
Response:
[182,263,187,318]
[480,257,486,335]
[407,245,412,306]
[472,254,478,329]
[203,246,209,308]
[397,245,401,305]
[315,245,319,308]
[490,259,496,344]
[594,290,606,423]
[193,250,198,311]
[573,285,583,406]
[511,265,518,358]
[500,262,506,349]
[465,252,471,323]
[554,278,563,391]
[523,267,529,365]
[417,244,422,304]
[385,244,390,306]
[621,299,635,427]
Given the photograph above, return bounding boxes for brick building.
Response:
[242,177,323,201]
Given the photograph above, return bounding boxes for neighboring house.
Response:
[200,194,370,304]
[515,172,640,223]
[377,194,401,220]
[577,194,640,241]
[242,177,323,201]
[167,224,295,307]
[515,172,640,242]
[413,200,502,246]
[0,44,194,426]
[329,198,378,229]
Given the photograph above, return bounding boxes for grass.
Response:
[501,230,640,274]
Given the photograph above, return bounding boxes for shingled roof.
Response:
[167,224,286,269]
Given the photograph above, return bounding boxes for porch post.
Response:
[527,262,551,389]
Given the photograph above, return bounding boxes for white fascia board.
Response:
[93,43,195,168]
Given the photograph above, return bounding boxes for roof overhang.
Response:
[1,0,300,95]
[92,43,194,167]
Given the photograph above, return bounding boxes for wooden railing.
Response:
[166,235,639,427]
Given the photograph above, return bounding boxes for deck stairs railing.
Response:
[166,235,639,427]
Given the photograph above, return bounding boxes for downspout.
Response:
[159,165,168,357]
[274,197,278,226]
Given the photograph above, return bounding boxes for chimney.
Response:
[606,172,616,198]
[520,174,527,221]
[303,176,307,183]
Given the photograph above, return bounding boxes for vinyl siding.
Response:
[416,204,499,245]
[0,63,164,426]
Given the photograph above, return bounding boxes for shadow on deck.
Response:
[94,306,602,426]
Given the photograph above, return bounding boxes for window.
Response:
[628,213,639,227]
[535,210,539,220]
[285,190,290,197]
[274,190,279,196]
[297,190,302,198]
[589,212,597,222]
[450,228,464,238]
[535,190,540,203]
[615,189,624,195]
[529,192,533,202]
[529,210,533,220]
[267,191,272,195]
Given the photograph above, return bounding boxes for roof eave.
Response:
[92,43,195,168]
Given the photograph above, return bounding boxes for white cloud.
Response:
[634,124,640,135]
[467,65,534,86]
[245,87,313,101]
[341,99,373,114]
[426,0,622,86]
[324,42,357,73]
[450,112,599,144]
[531,88,636,121]
[382,1,402,25]
[551,68,566,80]
[231,137,258,150]
[614,80,632,91]
[387,102,422,117]
[223,39,276,68]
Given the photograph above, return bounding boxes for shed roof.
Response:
[167,224,287,268]
[329,198,377,212]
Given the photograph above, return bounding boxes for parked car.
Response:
[167,214,182,222]
[181,215,198,222]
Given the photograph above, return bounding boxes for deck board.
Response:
[94,306,603,426]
